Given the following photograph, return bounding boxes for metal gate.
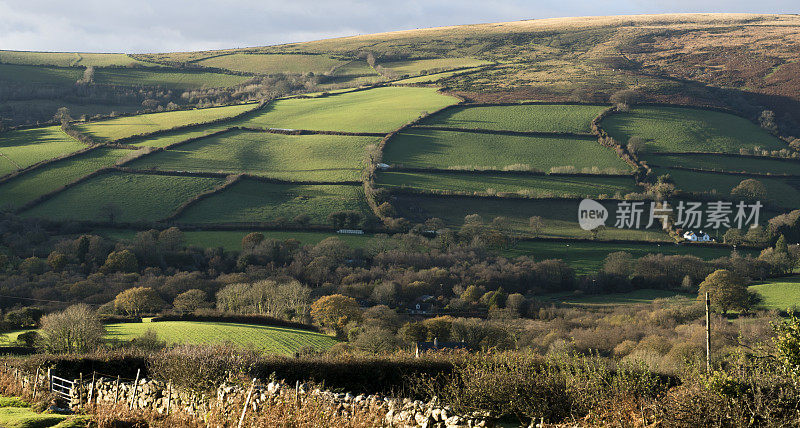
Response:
[50,375,74,402]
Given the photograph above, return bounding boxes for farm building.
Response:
[683,230,712,242]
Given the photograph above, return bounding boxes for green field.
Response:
[392,67,485,84]
[75,103,257,142]
[379,57,491,76]
[177,179,370,225]
[383,129,631,173]
[105,321,337,355]
[235,86,457,132]
[93,68,251,89]
[0,64,82,85]
[541,289,691,306]
[331,60,380,77]
[377,171,639,198]
[503,240,748,274]
[393,194,670,241]
[22,171,224,223]
[653,168,800,209]
[419,104,607,133]
[0,147,135,209]
[645,153,800,175]
[749,276,800,311]
[130,129,378,181]
[0,126,86,176]
[603,107,787,154]
[198,53,348,74]
[0,50,146,67]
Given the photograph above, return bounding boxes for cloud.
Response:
[0,0,796,53]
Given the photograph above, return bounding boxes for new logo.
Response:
[578,199,608,231]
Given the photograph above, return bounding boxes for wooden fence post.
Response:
[237,378,256,428]
[32,368,41,400]
[129,369,141,410]
[165,381,172,416]
[88,372,96,406]
[114,375,120,403]
[78,373,83,408]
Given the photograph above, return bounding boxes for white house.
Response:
[376,163,390,170]
[683,230,712,242]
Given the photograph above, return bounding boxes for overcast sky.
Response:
[0,0,797,53]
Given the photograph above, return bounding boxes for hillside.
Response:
[1,13,800,265]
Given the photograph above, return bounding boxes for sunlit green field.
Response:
[130,129,378,181]
[0,147,134,209]
[75,103,257,142]
[197,53,348,74]
[383,129,631,173]
[22,171,224,223]
[645,153,800,175]
[0,50,146,67]
[652,167,800,209]
[378,57,491,75]
[177,178,370,225]
[419,104,607,133]
[393,194,670,241]
[750,276,800,311]
[0,126,85,176]
[0,395,88,428]
[603,106,786,153]
[235,86,458,132]
[105,321,337,355]
[377,171,639,198]
[93,68,251,89]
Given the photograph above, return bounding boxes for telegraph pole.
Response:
[705,292,711,373]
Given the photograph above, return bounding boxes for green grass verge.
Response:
[603,106,787,154]
[176,179,370,225]
[22,171,225,223]
[653,167,800,209]
[105,321,337,355]
[93,68,251,89]
[0,147,134,209]
[130,129,378,181]
[235,86,458,133]
[75,103,257,142]
[377,171,639,198]
[419,104,607,133]
[645,153,800,175]
[750,276,800,311]
[197,53,347,74]
[0,126,85,176]
[383,129,631,173]
[393,194,670,241]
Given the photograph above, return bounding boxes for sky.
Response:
[0,0,797,53]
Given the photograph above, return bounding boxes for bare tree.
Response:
[38,304,105,353]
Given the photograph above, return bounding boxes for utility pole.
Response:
[705,291,711,373]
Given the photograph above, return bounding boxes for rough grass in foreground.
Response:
[0,147,134,209]
[130,129,379,182]
[234,86,458,133]
[603,106,786,154]
[0,126,85,177]
[21,171,224,223]
[383,129,631,173]
[176,178,370,225]
[377,171,639,198]
[419,104,607,133]
[105,321,337,355]
[74,103,258,142]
